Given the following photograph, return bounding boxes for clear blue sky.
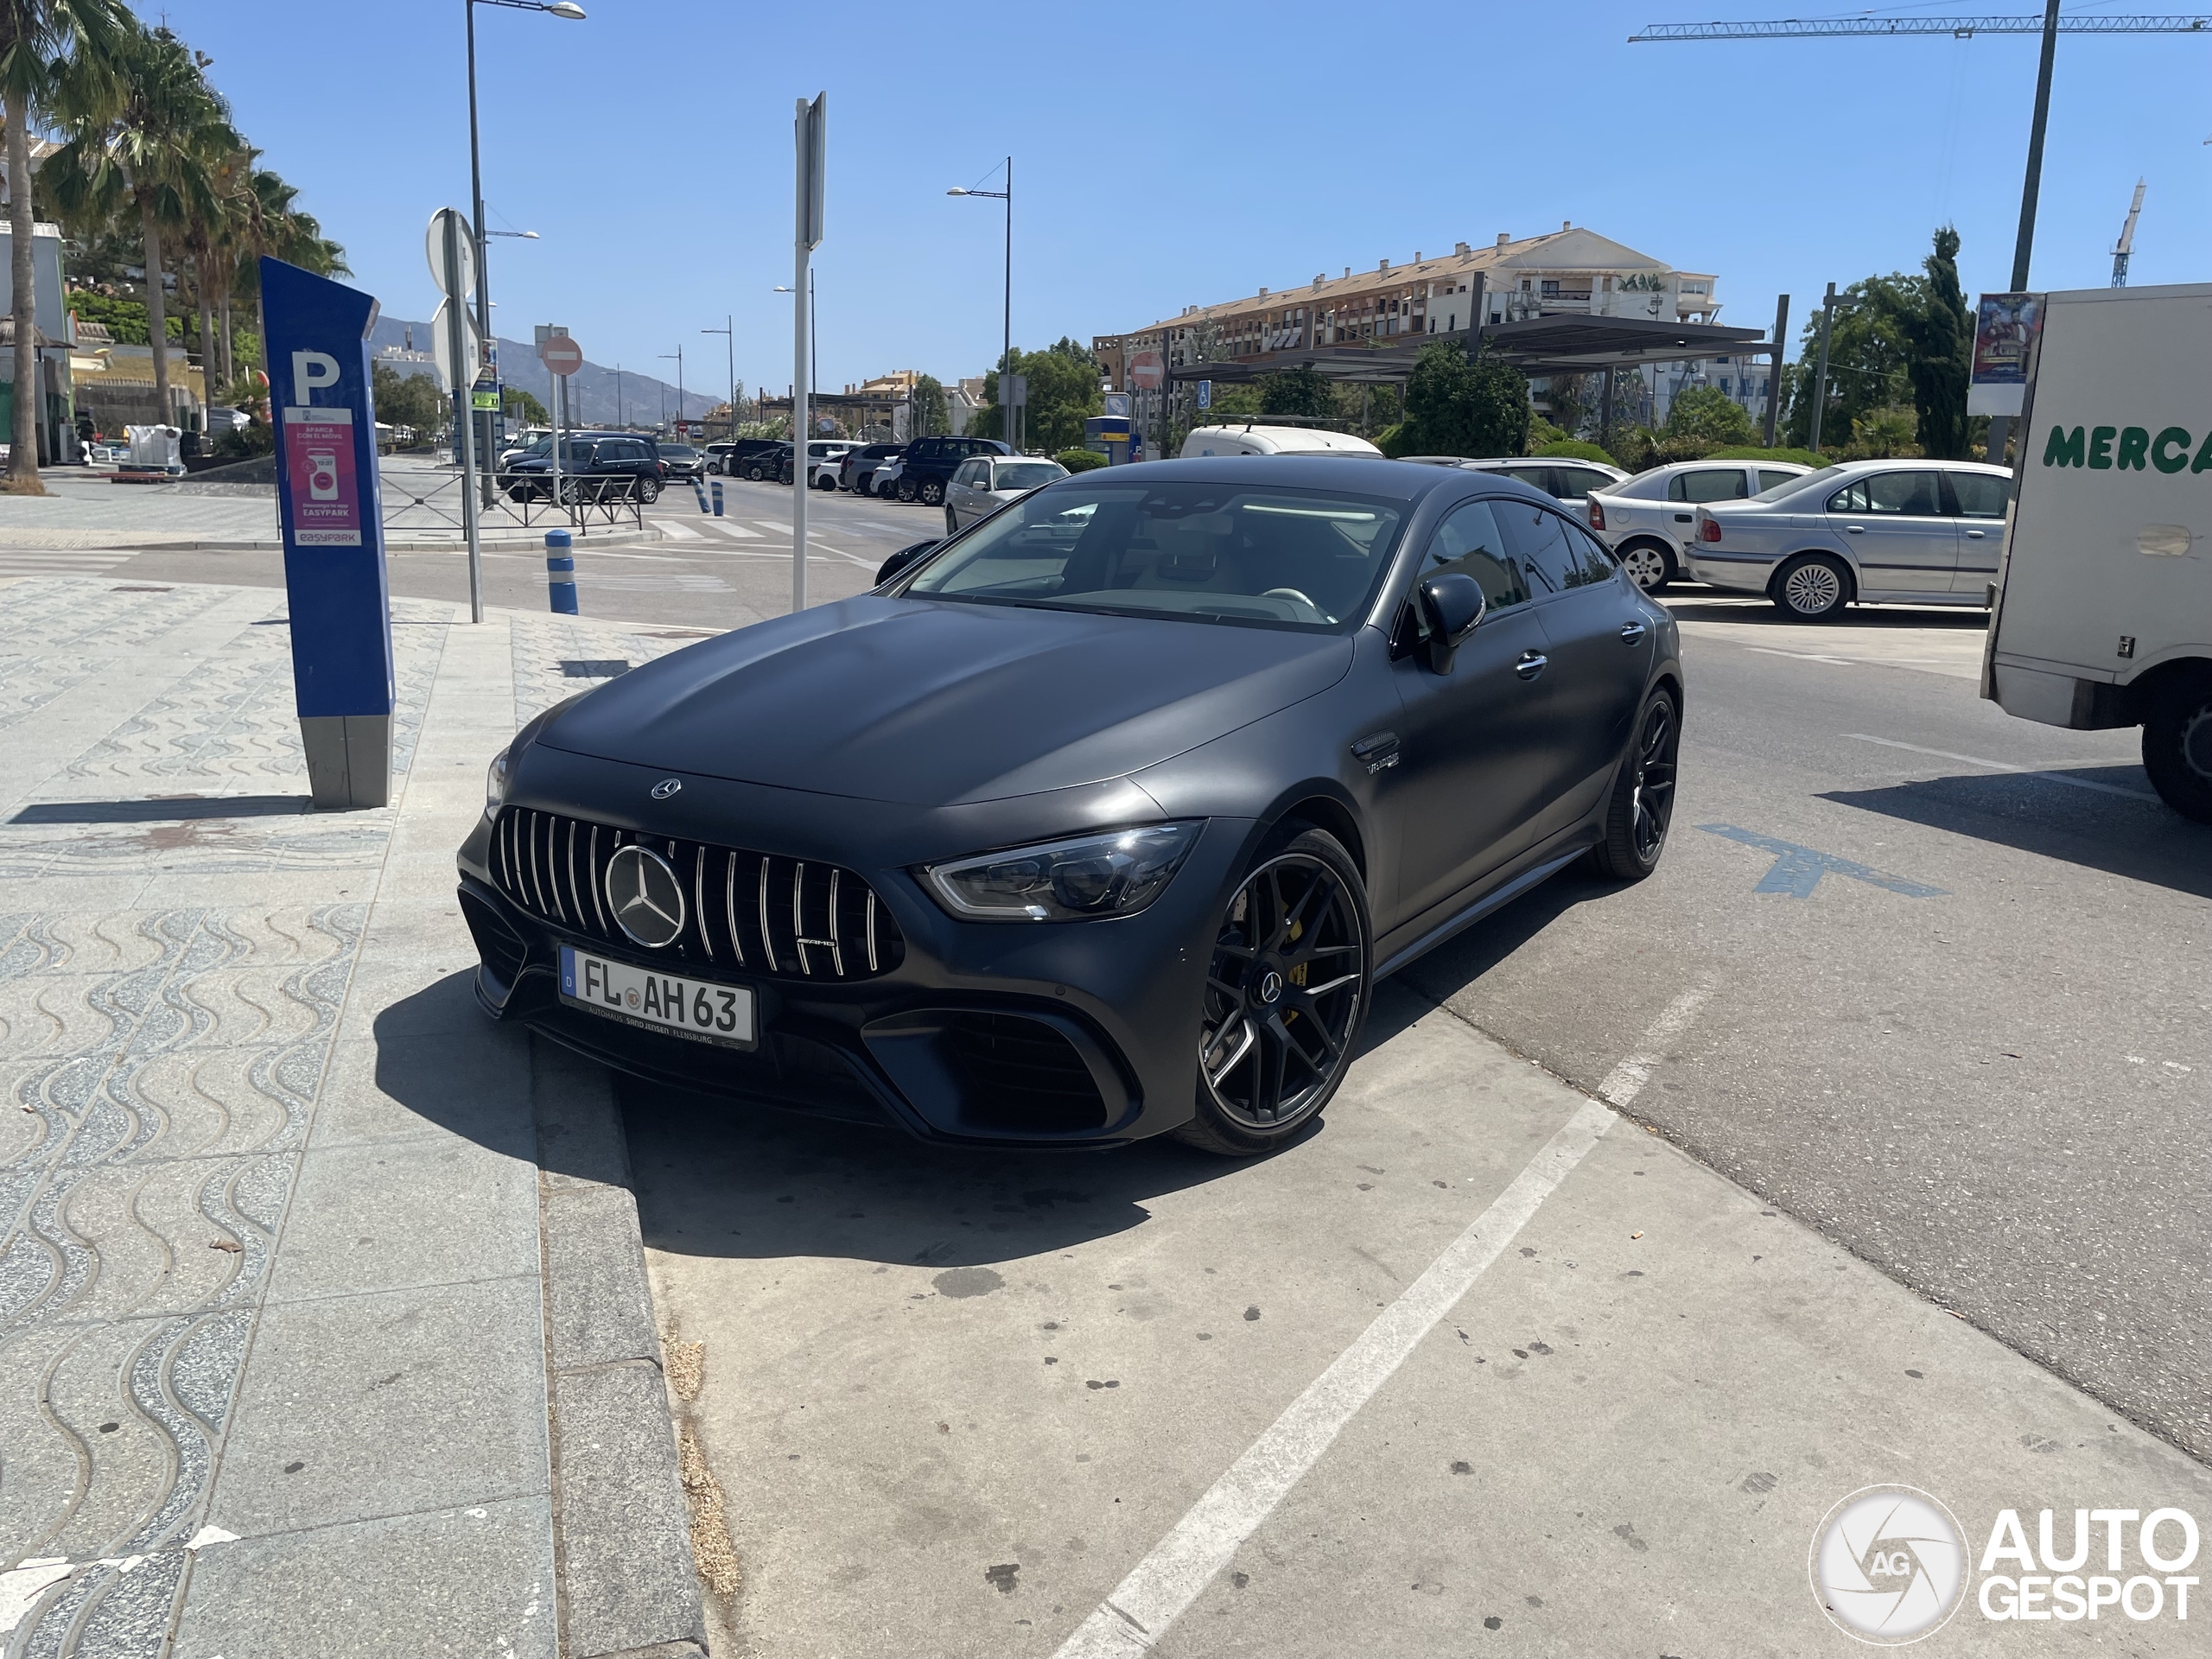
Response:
[147,1,2212,398]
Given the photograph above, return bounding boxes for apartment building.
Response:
[1094,225,1721,391]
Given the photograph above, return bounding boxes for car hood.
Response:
[537,594,1354,805]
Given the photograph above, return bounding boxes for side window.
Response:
[1504,466,1560,498]
[1758,468,1801,493]
[1677,468,1749,505]
[1419,498,1529,613]
[1827,480,1872,513]
[1948,471,2009,519]
[1561,520,1619,586]
[1555,467,1618,500]
[1864,472,1943,516]
[1666,474,1689,503]
[1495,496,1580,595]
[956,460,982,486]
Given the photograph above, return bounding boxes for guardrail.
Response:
[378,465,646,537]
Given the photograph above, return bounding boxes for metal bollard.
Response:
[692,476,709,512]
[545,530,578,614]
[710,479,724,517]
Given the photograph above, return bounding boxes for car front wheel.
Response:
[1178,826,1371,1157]
[2143,674,2212,825]
[1587,687,1681,882]
[1772,554,1852,620]
[1618,540,1674,593]
[944,506,959,535]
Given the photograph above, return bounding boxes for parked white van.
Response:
[1179,422,1382,459]
[1985,282,2212,823]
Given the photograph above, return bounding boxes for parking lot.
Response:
[67,495,2212,1654]
[613,590,2211,1653]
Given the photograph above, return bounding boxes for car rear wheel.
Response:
[745,462,766,480]
[918,478,946,507]
[1176,826,1371,1158]
[2142,674,2212,825]
[1772,554,1851,620]
[895,477,918,502]
[637,477,660,503]
[1586,687,1681,882]
[1618,540,1674,594]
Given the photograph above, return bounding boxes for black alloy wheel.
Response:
[1588,688,1681,881]
[746,461,768,481]
[944,506,959,535]
[1179,827,1370,1156]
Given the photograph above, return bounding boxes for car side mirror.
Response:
[1415,572,1485,672]
[876,540,940,587]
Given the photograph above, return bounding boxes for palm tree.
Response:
[0,0,125,488]
[45,19,236,425]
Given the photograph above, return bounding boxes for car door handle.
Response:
[1672,512,1693,523]
[1351,730,1400,774]
[1845,524,1865,533]
[1619,620,1647,645]
[1515,652,1548,680]
[1965,528,1987,538]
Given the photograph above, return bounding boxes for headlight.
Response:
[922,822,1202,922]
[484,746,512,820]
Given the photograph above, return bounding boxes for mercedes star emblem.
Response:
[651,778,683,800]
[604,844,686,948]
[1258,969,1284,1005]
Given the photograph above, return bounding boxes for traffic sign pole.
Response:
[439,209,485,623]
[794,92,825,616]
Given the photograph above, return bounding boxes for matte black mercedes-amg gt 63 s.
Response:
[457,456,1681,1154]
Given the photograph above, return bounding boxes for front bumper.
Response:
[455,753,1251,1147]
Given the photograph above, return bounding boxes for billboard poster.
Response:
[1968,292,2041,416]
[282,404,363,545]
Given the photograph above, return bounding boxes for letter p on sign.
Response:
[291,350,340,405]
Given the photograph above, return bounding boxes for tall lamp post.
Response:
[702,316,735,445]
[946,159,1011,448]
[772,273,817,416]
[465,0,585,502]
[658,346,683,432]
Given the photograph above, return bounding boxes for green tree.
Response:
[911,372,948,437]
[1781,270,1923,449]
[0,0,126,488]
[503,385,547,424]
[372,361,446,445]
[1665,384,1757,447]
[978,337,1103,452]
[1260,364,1332,419]
[1401,340,1529,458]
[47,19,238,424]
[1907,226,1972,460]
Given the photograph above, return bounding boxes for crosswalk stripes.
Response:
[0,549,140,577]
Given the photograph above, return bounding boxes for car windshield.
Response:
[661,444,696,459]
[902,480,1407,631]
[1751,464,1845,503]
[992,462,1064,490]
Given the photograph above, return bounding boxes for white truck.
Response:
[1984,282,2212,823]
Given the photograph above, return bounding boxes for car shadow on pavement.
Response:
[1820,771,2212,899]
[1385,865,1623,1008]
[1662,595,1990,630]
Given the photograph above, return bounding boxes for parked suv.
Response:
[894,435,1012,505]
[502,432,663,503]
[840,442,903,494]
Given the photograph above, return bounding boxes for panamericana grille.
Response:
[491,807,903,981]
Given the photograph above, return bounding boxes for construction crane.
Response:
[2112,179,2147,287]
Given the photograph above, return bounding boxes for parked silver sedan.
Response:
[1688,457,2012,620]
[1586,459,1812,592]
[944,454,1070,532]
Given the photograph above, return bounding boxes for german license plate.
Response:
[559,946,756,1048]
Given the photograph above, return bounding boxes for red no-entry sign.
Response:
[539,335,583,377]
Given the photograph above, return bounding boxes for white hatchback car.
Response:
[1586,459,1813,592]
[1427,456,1630,507]
[1688,458,2012,620]
[944,454,1070,531]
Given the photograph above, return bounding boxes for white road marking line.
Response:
[1052,987,1711,1658]
[702,519,761,539]
[1746,645,1859,666]
[1841,734,2159,802]
[656,518,703,541]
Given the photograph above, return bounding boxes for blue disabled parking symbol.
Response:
[1697,824,1948,899]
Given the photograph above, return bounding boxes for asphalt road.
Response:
[88,472,928,626]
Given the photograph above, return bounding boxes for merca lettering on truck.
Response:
[1984,282,2212,824]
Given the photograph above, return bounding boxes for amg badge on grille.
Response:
[651,778,683,799]
[605,844,686,947]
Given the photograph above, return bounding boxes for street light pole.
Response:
[659,346,683,431]
[463,0,585,505]
[947,159,1013,450]
[702,317,734,444]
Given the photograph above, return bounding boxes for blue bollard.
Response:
[710,479,724,517]
[545,530,577,614]
[692,476,709,512]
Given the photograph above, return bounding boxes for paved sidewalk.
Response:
[0,578,705,1657]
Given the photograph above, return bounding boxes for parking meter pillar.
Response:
[711,479,724,517]
[261,256,395,810]
[545,529,577,614]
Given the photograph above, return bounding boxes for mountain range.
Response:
[369,315,724,429]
